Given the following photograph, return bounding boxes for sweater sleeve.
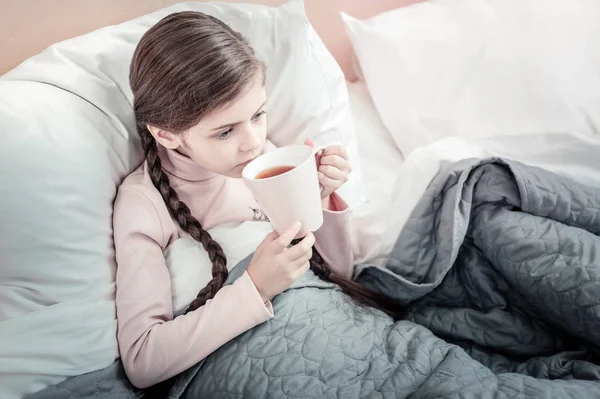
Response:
[264,139,354,278]
[112,184,273,388]
[314,192,354,279]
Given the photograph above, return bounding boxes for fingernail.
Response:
[294,221,301,229]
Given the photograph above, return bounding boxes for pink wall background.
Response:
[0,0,421,80]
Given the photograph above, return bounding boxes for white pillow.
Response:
[0,1,363,397]
[165,222,274,315]
[345,80,404,266]
[342,0,600,156]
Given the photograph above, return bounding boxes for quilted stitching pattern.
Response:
[23,361,143,399]
[185,158,600,398]
[29,158,600,398]
[187,281,492,398]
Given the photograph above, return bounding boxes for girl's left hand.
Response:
[304,138,351,200]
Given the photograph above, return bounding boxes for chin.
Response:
[224,167,244,179]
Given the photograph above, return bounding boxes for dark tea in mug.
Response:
[255,165,295,179]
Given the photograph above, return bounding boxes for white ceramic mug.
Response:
[242,144,324,238]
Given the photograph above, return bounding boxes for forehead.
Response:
[196,76,267,130]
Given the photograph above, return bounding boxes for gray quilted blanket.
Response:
[182,158,600,398]
[28,158,600,398]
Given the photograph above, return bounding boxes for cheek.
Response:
[261,116,268,134]
[183,136,217,165]
[257,119,268,142]
[216,140,239,164]
[185,137,206,156]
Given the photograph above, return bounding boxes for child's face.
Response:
[157,74,267,178]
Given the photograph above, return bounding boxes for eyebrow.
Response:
[210,100,267,131]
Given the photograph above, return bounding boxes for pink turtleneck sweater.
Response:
[112,141,353,388]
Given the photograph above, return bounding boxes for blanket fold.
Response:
[27,158,600,398]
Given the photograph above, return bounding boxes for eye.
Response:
[216,128,233,140]
[252,110,266,121]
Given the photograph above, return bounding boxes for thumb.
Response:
[304,138,316,147]
[305,137,322,168]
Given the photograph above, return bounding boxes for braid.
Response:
[292,239,404,319]
[304,245,331,280]
[139,125,228,312]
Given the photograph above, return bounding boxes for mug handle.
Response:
[311,145,327,156]
[310,145,327,193]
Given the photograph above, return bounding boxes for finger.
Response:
[263,230,280,242]
[288,248,314,270]
[272,221,302,252]
[318,165,349,182]
[291,261,311,280]
[322,145,347,159]
[304,138,316,147]
[318,171,344,190]
[285,232,315,261]
[319,155,351,173]
[257,230,280,253]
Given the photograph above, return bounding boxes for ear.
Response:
[147,125,182,150]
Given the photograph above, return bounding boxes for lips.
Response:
[239,158,255,168]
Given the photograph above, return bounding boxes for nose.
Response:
[240,125,262,153]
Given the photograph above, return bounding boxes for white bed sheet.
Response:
[347,80,600,268]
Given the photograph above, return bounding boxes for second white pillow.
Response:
[343,0,600,156]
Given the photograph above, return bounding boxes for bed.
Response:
[2,0,600,398]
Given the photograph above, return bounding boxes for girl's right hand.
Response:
[247,222,315,303]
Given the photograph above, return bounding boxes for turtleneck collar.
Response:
[157,146,218,182]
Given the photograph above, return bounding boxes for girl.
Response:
[113,11,401,389]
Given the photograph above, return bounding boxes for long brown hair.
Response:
[130,12,403,318]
